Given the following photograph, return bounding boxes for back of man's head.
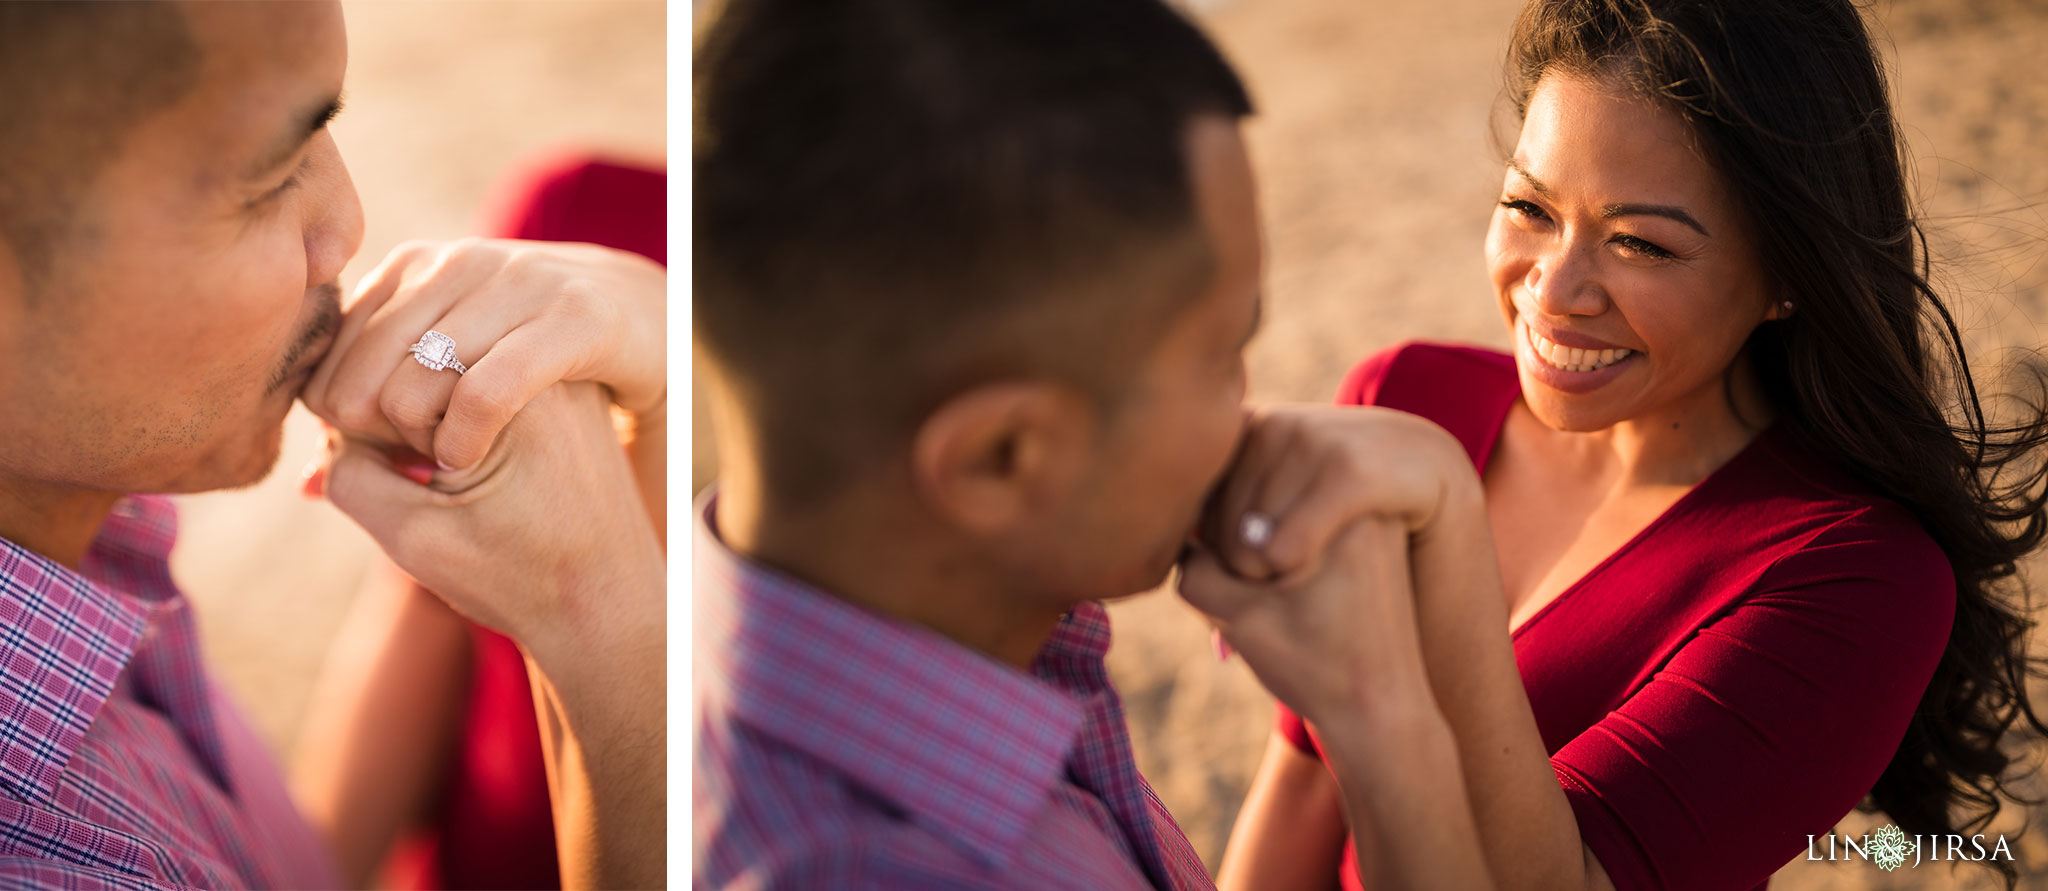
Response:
[694,0,1253,510]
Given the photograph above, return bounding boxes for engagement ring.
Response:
[409,330,468,374]
[1239,511,1274,549]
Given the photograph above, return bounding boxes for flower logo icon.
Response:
[1869,823,1914,872]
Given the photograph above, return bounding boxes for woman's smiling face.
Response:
[1486,73,1784,433]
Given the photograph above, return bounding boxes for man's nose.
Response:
[304,140,365,290]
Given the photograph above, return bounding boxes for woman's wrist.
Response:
[1302,675,1446,753]
[522,542,666,682]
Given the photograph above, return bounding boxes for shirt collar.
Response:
[0,495,182,802]
[694,490,1106,869]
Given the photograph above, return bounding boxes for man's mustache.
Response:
[269,283,344,393]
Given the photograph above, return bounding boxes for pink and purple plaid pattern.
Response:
[693,493,1214,890]
[0,496,340,889]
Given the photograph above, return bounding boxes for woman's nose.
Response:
[1526,241,1607,317]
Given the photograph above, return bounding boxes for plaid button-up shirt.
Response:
[693,493,1213,890]
[0,496,340,889]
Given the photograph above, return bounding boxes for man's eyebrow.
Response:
[244,94,345,180]
[1601,202,1710,237]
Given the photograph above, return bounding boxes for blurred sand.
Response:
[170,0,663,762]
[686,0,2048,886]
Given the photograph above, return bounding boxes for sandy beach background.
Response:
[165,0,2044,888]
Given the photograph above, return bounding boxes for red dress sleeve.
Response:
[1552,506,1954,890]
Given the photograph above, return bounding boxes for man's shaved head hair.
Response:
[695,0,1254,507]
[0,1,202,290]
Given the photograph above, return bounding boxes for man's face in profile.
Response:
[0,0,362,495]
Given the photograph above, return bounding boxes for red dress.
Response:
[1274,342,1955,891]
[380,155,666,890]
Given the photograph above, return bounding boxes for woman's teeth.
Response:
[1528,327,1633,373]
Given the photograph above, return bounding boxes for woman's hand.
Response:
[1201,404,1479,583]
[312,381,665,891]
[314,380,662,650]
[1178,515,1498,891]
[300,238,666,472]
[1180,514,1431,725]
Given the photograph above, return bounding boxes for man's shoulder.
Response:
[693,703,894,847]
[694,717,999,890]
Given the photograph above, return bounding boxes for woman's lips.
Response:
[1527,325,1632,372]
[1517,317,1639,394]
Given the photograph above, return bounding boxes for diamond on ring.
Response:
[409,330,468,375]
[1240,511,1275,549]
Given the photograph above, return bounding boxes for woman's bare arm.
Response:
[290,559,473,888]
[1217,730,1351,891]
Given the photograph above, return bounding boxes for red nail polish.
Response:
[301,468,326,498]
[399,463,434,486]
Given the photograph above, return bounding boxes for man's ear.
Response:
[909,381,1094,535]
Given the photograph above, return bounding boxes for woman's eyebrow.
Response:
[243,94,345,181]
[1507,158,1550,196]
[1602,202,1710,237]
[1508,158,1710,237]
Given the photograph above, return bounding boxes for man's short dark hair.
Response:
[0,2,201,291]
[694,0,1253,507]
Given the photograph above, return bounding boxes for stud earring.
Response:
[1781,300,1796,315]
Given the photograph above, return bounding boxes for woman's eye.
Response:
[1612,234,1675,260]
[1499,198,1549,222]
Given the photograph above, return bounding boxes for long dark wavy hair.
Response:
[1505,0,2048,885]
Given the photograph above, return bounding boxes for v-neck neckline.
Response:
[1474,391,1781,641]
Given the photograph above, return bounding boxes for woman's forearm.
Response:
[1282,514,1491,890]
[1314,692,1492,890]
[290,563,473,888]
[522,550,667,890]
[1409,485,1606,891]
[1216,731,1353,891]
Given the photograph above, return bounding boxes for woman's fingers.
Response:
[1239,429,1339,578]
[1210,411,1300,580]
[319,244,494,440]
[307,238,665,474]
[378,356,465,460]
[302,244,411,413]
[375,294,530,461]
[1257,457,1360,583]
[1176,540,1266,625]
[433,321,585,471]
